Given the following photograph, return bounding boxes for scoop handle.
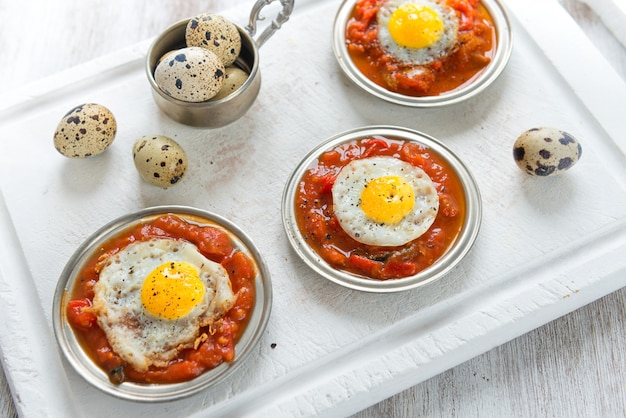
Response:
[246,0,294,48]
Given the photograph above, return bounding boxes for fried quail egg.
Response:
[332,156,439,246]
[91,238,236,372]
[377,0,459,65]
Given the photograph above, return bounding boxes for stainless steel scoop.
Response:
[146,0,294,128]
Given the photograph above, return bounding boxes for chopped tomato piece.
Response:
[322,244,348,267]
[349,254,382,276]
[195,227,233,258]
[381,262,417,279]
[67,299,97,330]
[361,137,390,157]
[319,173,336,194]
[222,250,256,291]
[439,193,460,217]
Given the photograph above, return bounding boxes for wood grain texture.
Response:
[353,289,626,417]
[0,0,624,417]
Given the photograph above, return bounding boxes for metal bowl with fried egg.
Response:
[281,126,482,292]
[52,206,272,402]
[332,0,513,106]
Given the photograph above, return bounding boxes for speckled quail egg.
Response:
[154,46,225,102]
[185,13,242,66]
[211,66,249,101]
[513,127,582,176]
[133,135,188,188]
[53,103,117,158]
[157,50,177,65]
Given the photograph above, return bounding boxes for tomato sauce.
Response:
[346,0,496,96]
[65,214,257,384]
[295,137,465,280]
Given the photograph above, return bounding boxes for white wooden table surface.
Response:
[0,0,624,416]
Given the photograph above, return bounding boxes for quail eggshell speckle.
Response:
[211,66,249,101]
[155,46,225,102]
[185,13,242,66]
[157,50,178,65]
[133,135,188,188]
[513,127,582,176]
[53,103,117,158]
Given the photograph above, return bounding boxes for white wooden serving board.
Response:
[1,0,625,416]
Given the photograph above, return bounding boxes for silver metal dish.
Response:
[332,0,513,107]
[146,0,294,128]
[52,206,272,402]
[281,126,482,292]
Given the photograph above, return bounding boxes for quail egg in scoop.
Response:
[211,66,250,101]
[185,13,242,66]
[154,46,225,102]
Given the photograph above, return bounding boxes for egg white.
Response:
[377,0,459,65]
[332,156,439,246]
[91,238,235,372]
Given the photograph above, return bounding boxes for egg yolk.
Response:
[360,175,415,224]
[141,261,205,320]
[387,3,444,49]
